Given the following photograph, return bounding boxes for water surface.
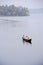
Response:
[0,14,43,65]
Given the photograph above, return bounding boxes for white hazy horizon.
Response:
[0,0,43,9]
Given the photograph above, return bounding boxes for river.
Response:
[0,14,43,65]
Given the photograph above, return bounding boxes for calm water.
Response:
[0,14,43,65]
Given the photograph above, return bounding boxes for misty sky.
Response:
[0,0,43,9]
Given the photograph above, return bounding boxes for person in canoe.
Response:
[23,35,29,40]
[22,35,32,44]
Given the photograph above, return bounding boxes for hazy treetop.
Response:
[0,5,29,16]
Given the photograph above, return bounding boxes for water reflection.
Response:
[22,40,32,47]
[0,19,19,24]
[0,19,25,28]
[0,19,19,22]
[0,14,43,65]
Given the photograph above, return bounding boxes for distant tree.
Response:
[0,5,29,16]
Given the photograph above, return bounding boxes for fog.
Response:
[0,0,43,9]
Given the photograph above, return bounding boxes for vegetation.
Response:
[0,5,29,16]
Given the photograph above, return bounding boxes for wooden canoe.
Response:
[22,35,32,44]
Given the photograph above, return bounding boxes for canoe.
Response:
[22,35,32,44]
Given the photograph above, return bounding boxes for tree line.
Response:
[0,5,29,16]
